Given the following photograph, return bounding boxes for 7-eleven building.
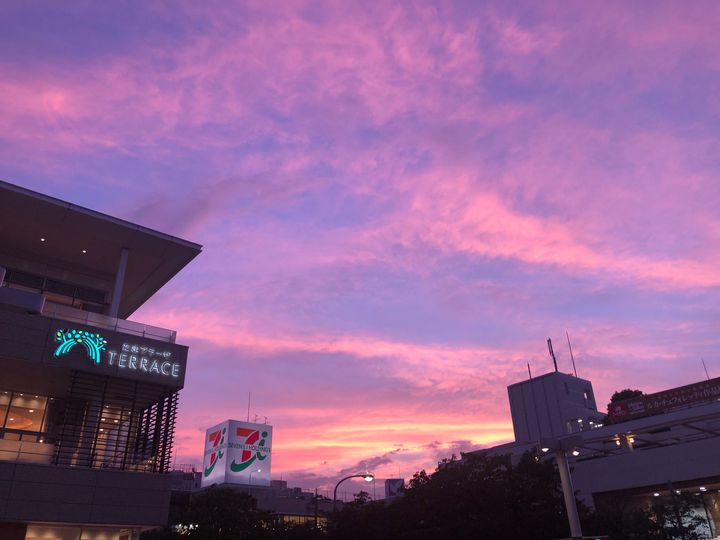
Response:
[201,420,273,487]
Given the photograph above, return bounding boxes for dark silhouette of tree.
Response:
[330,452,575,540]
[179,486,276,540]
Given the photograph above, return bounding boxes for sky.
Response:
[1,0,720,494]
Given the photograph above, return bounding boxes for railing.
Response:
[42,302,177,343]
[0,431,55,465]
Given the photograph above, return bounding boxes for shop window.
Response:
[4,393,47,432]
[0,392,9,425]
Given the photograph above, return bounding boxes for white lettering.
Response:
[171,363,180,378]
[118,353,127,368]
[140,357,149,371]
[129,355,138,370]
[161,361,171,375]
[149,359,160,374]
[107,351,117,366]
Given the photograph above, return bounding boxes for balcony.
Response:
[42,302,177,343]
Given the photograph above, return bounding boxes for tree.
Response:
[603,388,644,424]
[607,388,643,410]
[181,486,276,540]
[329,451,578,540]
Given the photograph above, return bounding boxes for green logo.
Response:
[204,428,227,478]
[54,328,107,365]
[230,428,269,472]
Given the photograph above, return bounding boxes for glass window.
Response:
[5,393,48,432]
[0,391,9,425]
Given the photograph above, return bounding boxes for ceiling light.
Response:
[541,447,550,453]
[700,487,707,492]
[40,238,45,242]
[9,418,14,421]
[653,493,660,497]
[571,449,580,456]
[82,249,87,254]
[29,409,34,413]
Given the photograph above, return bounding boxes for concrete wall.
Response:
[508,372,600,443]
[0,461,171,527]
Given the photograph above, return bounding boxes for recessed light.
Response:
[8,418,14,421]
[40,238,46,242]
[82,249,87,254]
[653,492,660,497]
[29,409,34,413]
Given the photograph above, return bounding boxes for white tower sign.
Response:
[201,419,273,487]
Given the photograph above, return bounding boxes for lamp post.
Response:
[540,437,583,540]
[248,468,261,486]
[333,473,374,512]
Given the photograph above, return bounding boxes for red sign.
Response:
[610,377,720,421]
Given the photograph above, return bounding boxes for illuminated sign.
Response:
[201,420,273,487]
[53,327,181,379]
[54,329,107,364]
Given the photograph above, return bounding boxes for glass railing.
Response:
[42,302,177,343]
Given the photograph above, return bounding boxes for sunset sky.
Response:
[2,1,719,494]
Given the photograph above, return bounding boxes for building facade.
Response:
[0,181,201,540]
[471,370,720,537]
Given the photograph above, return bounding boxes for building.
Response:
[470,370,720,537]
[0,181,201,540]
[201,419,273,488]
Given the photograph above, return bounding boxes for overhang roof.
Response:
[0,180,202,318]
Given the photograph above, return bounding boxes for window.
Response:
[0,392,9,426]
[5,393,48,432]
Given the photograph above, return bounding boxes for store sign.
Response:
[53,327,182,379]
[611,376,720,421]
[201,420,273,488]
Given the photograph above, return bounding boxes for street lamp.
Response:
[333,472,374,512]
[248,468,261,486]
[540,437,583,539]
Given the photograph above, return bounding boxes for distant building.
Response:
[201,419,273,488]
[0,180,201,540]
[186,420,336,528]
[469,370,720,536]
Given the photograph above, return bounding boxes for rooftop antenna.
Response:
[547,338,558,372]
[247,392,251,422]
[254,414,259,422]
[566,330,578,377]
[527,362,533,380]
[702,358,710,381]
[264,416,268,424]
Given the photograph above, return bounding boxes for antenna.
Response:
[702,358,710,381]
[566,330,578,377]
[527,362,533,380]
[247,392,251,422]
[547,338,558,372]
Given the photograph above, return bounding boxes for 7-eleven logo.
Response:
[230,428,270,472]
[203,427,226,477]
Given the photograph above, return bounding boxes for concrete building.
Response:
[470,370,720,537]
[0,181,201,540]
